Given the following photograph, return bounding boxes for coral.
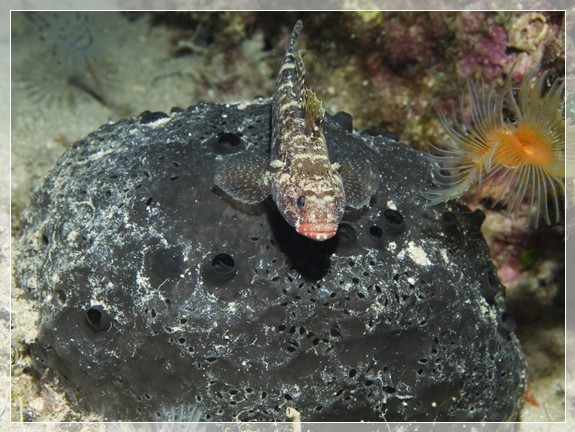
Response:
[508,13,549,53]
[382,13,446,67]
[459,24,508,81]
[425,69,565,228]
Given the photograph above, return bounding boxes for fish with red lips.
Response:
[215,20,378,241]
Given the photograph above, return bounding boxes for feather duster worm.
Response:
[425,69,565,227]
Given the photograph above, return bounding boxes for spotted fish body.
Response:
[215,21,379,241]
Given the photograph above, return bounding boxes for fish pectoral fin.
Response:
[338,155,380,209]
[301,88,325,133]
[214,153,270,204]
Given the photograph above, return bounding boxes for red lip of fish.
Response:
[296,222,338,241]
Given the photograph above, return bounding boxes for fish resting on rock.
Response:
[215,20,379,241]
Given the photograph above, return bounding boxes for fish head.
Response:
[273,174,346,241]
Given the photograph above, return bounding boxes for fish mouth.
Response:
[296,222,338,241]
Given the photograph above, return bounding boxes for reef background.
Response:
[6,7,571,429]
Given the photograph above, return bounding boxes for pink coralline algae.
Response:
[383,14,445,66]
[460,11,485,33]
[459,25,508,80]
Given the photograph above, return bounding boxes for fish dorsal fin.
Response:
[301,88,324,133]
[293,49,306,99]
[214,153,270,204]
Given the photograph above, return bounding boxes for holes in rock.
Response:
[203,253,240,301]
[212,254,235,274]
[471,208,486,226]
[369,225,383,239]
[85,306,112,333]
[330,325,341,337]
[438,168,451,178]
[349,369,357,378]
[383,209,405,234]
[480,268,500,303]
[499,311,517,333]
[56,290,67,305]
[145,197,154,206]
[138,110,169,124]
[441,211,458,233]
[336,223,357,249]
[203,253,237,285]
[211,132,244,154]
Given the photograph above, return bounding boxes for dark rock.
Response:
[15,99,526,422]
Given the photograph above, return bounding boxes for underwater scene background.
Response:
[6,8,572,429]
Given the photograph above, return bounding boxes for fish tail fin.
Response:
[287,20,303,52]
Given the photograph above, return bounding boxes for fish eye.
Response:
[296,196,306,209]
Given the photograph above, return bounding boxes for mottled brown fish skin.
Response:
[270,20,345,241]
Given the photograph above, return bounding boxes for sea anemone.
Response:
[425,69,565,227]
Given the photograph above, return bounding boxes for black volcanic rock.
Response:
[15,99,526,422]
